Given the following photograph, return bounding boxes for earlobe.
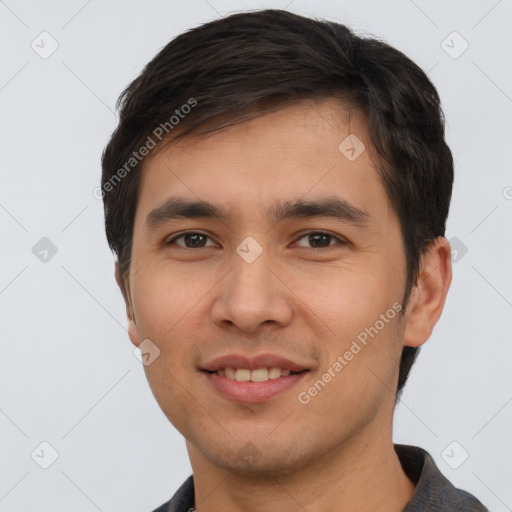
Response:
[115,262,140,348]
[403,237,453,348]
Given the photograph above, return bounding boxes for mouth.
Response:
[204,367,307,382]
[200,353,311,403]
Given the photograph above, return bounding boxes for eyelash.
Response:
[165,231,347,250]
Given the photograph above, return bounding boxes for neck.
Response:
[187,426,416,512]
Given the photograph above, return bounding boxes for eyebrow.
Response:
[145,196,370,230]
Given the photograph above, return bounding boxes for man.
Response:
[101,9,489,512]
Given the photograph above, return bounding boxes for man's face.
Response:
[125,99,409,475]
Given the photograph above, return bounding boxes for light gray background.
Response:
[1,0,511,510]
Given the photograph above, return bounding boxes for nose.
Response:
[210,247,294,333]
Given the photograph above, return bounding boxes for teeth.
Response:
[234,369,251,382]
[269,367,282,379]
[250,368,268,382]
[218,367,297,382]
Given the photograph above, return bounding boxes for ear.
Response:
[115,261,140,348]
[402,237,452,347]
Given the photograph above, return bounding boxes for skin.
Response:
[118,98,452,512]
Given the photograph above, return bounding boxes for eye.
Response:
[166,232,217,248]
[292,232,347,249]
[165,231,347,250]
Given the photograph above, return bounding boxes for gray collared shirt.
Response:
[151,444,489,511]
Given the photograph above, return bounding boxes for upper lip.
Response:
[201,353,310,373]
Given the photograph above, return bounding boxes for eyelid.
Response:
[166,231,218,247]
[292,231,348,248]
[165,230,348,249]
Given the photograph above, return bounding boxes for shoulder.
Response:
[150,500,172,512]
[395,444,489,512]
[149,475,195,512]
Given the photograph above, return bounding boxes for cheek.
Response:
[130,262,211,337]
[298,315,402,431]
[291,262,403,390]
[286,260,399,337]
[130,268,203,427]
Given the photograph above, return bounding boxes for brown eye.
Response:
[167,232,215,248]
[294,232,346,249]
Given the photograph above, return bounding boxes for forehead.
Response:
[136,98,392,226]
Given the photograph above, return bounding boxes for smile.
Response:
[209,367,303,382]
[200,353,312,403]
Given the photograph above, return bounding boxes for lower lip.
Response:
[203,371,308,403]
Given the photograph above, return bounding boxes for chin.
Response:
[213,454,303,479]
[197,438,317,479]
